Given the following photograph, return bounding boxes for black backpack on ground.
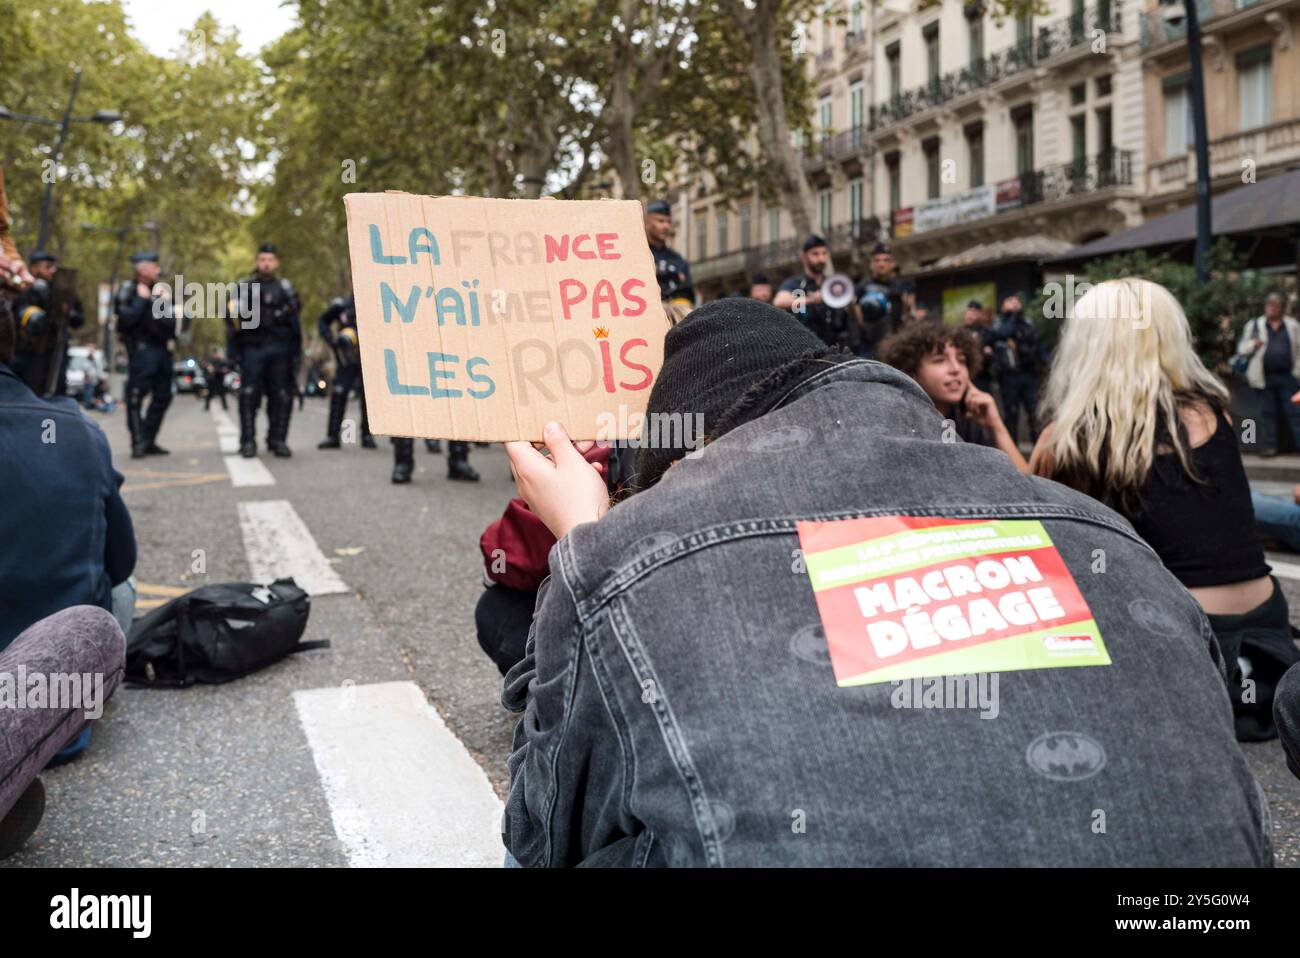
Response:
[126,578,325,687]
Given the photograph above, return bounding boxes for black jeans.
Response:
[998,371,1039,444]
[1256,372,1300,452]
[475,585,536,676]
[1206,577,1300,742]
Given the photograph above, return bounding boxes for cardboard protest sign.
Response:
[343,193,666,441]
[797,515,1110,687]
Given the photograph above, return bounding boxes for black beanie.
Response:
[631,299,843,491]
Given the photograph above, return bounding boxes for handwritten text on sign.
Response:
[343,194,665,441]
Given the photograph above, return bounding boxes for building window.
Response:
[849,0,864,35]
[818,189,833,233]
[1071,113,1087,166]
[1096,106,1113,156]
[1070,82,1086,106]
[1164,80,1191,155]
[1095,74,1112,98]
[739,203,752,249]
[696,216,708,259]
[818,94,833,138]
[1012,106,1034,175]
[886,151,902,211]
[965,122,984,188]
[848,178,864,230]
[923,22,941,86]
[887,41,902,100]
[849,80,864,131]
[967,14,983,67]
[717,209,729,255]
[768,207,780,244]
[923,137,941,199]
[1015,14,1032,45]
[1238,45,1273,130]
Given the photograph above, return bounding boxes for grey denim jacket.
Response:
[502,360,1272,867]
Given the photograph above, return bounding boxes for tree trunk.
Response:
[605,65,641,201]
[744,9,819,246]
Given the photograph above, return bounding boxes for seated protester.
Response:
[1277,662,1300,780]
[0,303,137,650]
[476,444,633,676]
[0,606,125,858]
[1251,484,1300,553]
[879,320,1029,473]
[1030,278,1299,743]
[500,298,1270,867]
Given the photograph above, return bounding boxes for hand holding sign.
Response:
[343,193,667,442]
[505,422,610,539]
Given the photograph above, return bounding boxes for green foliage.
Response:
[1,3,263,330]
[1031,240,1281,370]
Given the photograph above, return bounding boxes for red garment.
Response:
[479,446,611,592]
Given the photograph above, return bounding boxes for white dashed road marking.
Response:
[293,681,505,867]
[237,498,349,595]
[223,454,276,487]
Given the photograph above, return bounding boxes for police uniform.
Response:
[646,200,694,304]
[317,294,375,449]
[12,252,85,397]
[778,271,860,351]
[227,257,302,458]
[115,253,175,457]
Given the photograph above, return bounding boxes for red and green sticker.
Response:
[796,516,1110,687]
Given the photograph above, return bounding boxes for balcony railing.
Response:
[1148,117,1300,191]
[871,2,1121,131]
[1019,148,1133,205]
[890,149,1132,237]
[845,30,868,53]
[1139,0,1264,50]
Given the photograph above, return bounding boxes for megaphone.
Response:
[821,273,855,310]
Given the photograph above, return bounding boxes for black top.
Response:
[1125,407,1270,589]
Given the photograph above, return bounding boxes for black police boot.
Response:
[318,390,347,449]
[447,441,480,482]
[391,438,414,484]
[126,389,147,458]
[425,439,442,454]
[140,391,172,457]
[238,391,259,458]
[267,390,293,458]
[359,393,377,447]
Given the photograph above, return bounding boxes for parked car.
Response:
[173,356,207,394]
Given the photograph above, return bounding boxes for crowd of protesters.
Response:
[5,173,1300,866]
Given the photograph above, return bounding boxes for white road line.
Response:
[224,455,276,487]
[293,681,505,867]
[237,499,349,595]
[1265,554,1300,581]
[211,406,240,454]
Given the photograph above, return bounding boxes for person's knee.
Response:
[1,606,125,718]
[1275,662,1300,780]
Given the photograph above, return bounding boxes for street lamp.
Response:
[0,68,123,251]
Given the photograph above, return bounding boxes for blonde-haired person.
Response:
[1030,278,1298,741]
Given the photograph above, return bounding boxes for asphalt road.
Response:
[5,387,1299,866]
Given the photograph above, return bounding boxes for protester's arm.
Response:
[501,559,633,866]
[963,386,1030,474]
[100,435,137,585]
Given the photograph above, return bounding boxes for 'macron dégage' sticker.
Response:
[796,516,1110,687]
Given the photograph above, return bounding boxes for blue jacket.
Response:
[503,360,1270,867]
[0,362,135,650]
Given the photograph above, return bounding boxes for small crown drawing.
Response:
[593,326,610,339]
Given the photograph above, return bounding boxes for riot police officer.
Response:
[645,199,694,305]
[12,251,85,397]
[227,244,302,458]
[773,235,863,351]
[392,436,478,484]
[115,251,175,458]
[317,290,375,450]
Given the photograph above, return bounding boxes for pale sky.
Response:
[122,0,298,57]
